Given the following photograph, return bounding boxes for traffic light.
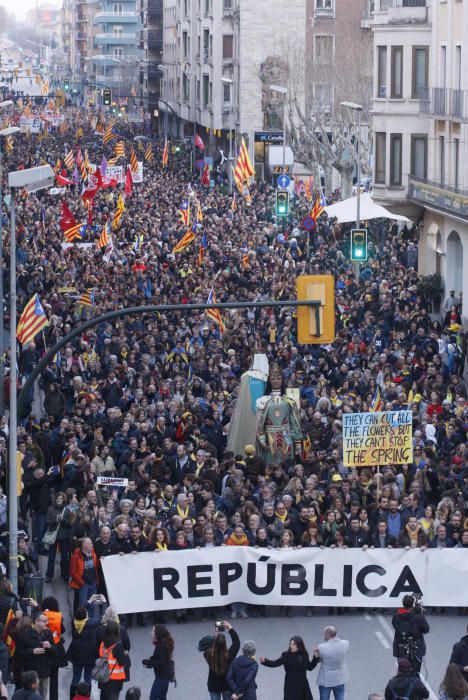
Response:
[275,190,289,217]
[64,80,69,91]
[297,275,335,344]
[103,89,112,106]
[350,228,368,261]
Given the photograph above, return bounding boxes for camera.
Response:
[214,621,225,633]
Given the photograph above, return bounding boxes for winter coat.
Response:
[11,690,43,700]
[392,608,430,659]
[0,640,8,687]
[143,640,173,680]
[205,628,240,692]
[15,625,56,679]
[66,618,99,667]
[262,651,318,700]
[227,655,259,700]
[384,672,429,700]
[450,635,468,682]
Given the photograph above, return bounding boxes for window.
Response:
[113,47,123,60]
[183,31,189,59]
[183,73,190,101]
[204,0,211,15]
[439,135,445,185]
[455,45,462,90]
[412,47,428,98]
[440,45,446,87]
[391,46,403,98]
[314,35,334,65]
[314,83,333,109]
[390,134,402,185]
[223,35,233,60]
[223,0,233,10]
[375,132,386,184]
[203,29,209,61]
[113,3,123,14]
[377,46,387,97]
[315,0,334,13]
[411,135,427,179]
[113,26,123,37]
[223,81,231,104]
[454,138,460,189]
[203,74,209,107]
[184,0,190,16]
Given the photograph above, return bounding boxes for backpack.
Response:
[91,643,117,683]
[390,677,417,700]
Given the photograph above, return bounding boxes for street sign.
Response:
[273,165,290,173]
[301,216,315,231]
[277,174,291,189]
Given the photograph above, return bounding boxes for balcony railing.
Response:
[408,176,468,219]
[379,0,425,7]
[420,87,468,121]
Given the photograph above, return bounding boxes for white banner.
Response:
[106,165,124,184]
[133,161,143,183]
[101,547,468,614]
[20,116,42,133]
[96,476,128,488]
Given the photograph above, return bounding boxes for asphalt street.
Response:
[38,559,463,700]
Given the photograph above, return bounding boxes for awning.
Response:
[324,192,411,223]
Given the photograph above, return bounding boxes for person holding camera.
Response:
[392,595,430,673]
[204,621,240,700]
[384,659,429,700]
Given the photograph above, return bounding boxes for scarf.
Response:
[177,505,189,518]
[74,618,87,634]
[275,510,287,522]
[156,542,167,551]
[227,533,249,546]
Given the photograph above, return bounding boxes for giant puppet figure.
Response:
[255,362,303,466]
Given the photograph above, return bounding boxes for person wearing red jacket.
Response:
[69,538,100,618]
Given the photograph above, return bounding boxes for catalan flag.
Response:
[40,80,49,96]
[206,288,225,333]
[187,364,193,390]
[145,143,154,162]
[97,222,110,249]
[17,294,49,346]
[162,138,169,167]
[5,135,14,154]
[95,117,105,134]
[4,608,16,657]
[130,147,138,174]
[103,125,115,144]
[370,387,382,413]
[80,160,87,182]
[242,251,249,269]
[63,223,84,242]
[233,138,254,191]
[77,289,95,308]
[231,193,238,212]
[59,120,68,135]
[177,200,190,227]
[197,231,207,267]
[112,193,125,230]
[84,149,91,171]
[114,141,125,159]
[64,150,75,170]
[197,201,203,223]
[311,195,325,222]
[173,221,197,254]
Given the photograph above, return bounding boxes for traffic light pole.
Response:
[354,109,362,283]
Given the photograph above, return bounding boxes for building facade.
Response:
[161,0,306,178]
[370,0,468,317]
[138,0,163,121]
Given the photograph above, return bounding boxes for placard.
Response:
[343,410,413,468]
[96,476,128,488]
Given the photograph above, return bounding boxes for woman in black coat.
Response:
[66,606,99,698]
[260,636,318,700]
[204,621,240,699]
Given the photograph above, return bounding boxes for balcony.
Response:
[375,0,427,23]
[94,12,138,24]
[408,176,468,219]
[95,33,137,46]
[420,87,468,121]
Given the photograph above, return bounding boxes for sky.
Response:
[1,0,60,21]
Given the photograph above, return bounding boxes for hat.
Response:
[331,474,342,482]
[398,659,412,674]
[244,445,255,456]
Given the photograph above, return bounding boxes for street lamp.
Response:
[7,164,55,594]
[340,101,363,228]
[157,64,169,140]
[221,77,234,192]
[0,118,19,416]
[270,84,288,177]
[184,69,197,170]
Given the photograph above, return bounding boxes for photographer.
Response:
[392,595,430,673]
[204,621,240,700]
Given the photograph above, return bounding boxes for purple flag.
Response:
[72,164,79,185]
[100,156,107,176]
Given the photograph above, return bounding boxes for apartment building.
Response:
[138,0,163,119]
[370,0,468,315]
[161,0,306,178]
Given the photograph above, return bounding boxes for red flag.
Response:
[60,201,77,233]
[125,165,133,196]
[201,163,210,186]
[81,168,103,202]
[55,174,74,187]
[195,133,205,151]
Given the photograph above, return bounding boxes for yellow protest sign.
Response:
[343,410,413,468]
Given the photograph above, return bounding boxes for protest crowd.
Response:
[0,95,466,700]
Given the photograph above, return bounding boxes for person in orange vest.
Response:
[97,620,130,700]
[40,597,67,700]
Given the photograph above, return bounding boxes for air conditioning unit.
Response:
[379,85,387,97]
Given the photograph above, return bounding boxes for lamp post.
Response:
[0,114,19,416]
[183,69,197,171]
[221,77,234,192]
[270,84,288,178]
[7,165,54,593]
[341,101,363,282]
[157,64,169,140]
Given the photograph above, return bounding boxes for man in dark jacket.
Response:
[392,595,430,672]
[16,613,56,698]
[384,658,429,700]
[227,639,259,700]
[449,624,468,681]
[370,520,397,548]
[346,518,369,548]
[12,671,43,700]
